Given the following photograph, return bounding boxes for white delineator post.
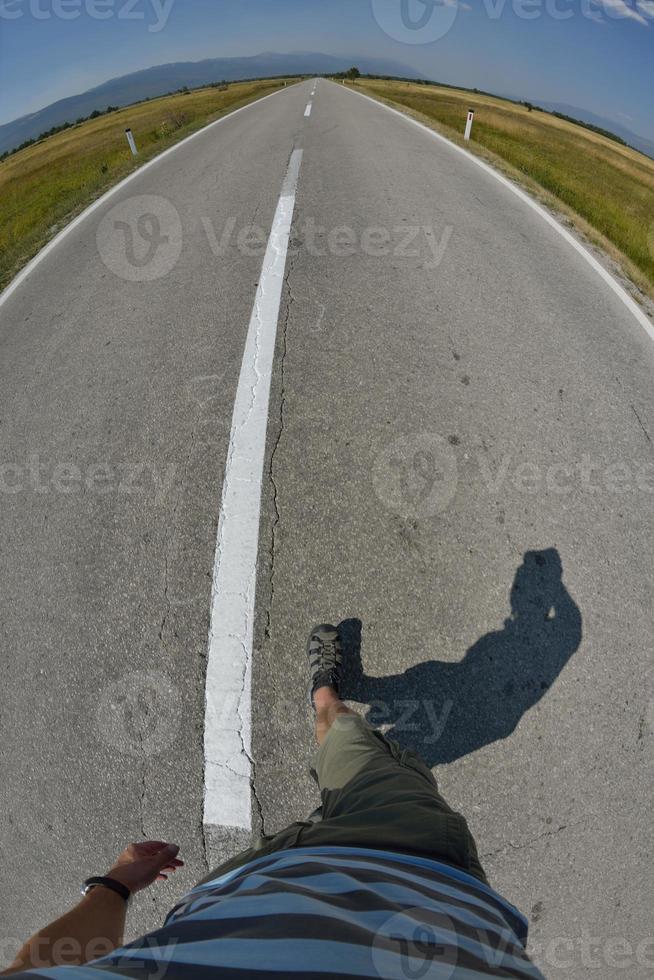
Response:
[125,128,138,155]
[464,109,474,141]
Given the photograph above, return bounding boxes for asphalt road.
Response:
[1,78,653,978]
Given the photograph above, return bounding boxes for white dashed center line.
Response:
[203,148,304,832]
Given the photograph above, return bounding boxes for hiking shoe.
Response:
[307,624,342,706]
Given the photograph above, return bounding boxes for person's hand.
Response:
[104,841,184,895]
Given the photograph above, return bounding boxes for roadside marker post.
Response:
[125,128,138,155]
[464,109,474,141]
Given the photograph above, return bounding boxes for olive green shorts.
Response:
[199,713,488,886]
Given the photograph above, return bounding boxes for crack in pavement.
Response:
[135,711,149,840]
[258,210,300,836]
[235,618,267,837]
[159,554,171,643]
[631,404,652,446]
[203,152,302,838]
[265,228,299,643]
[159,398,205,644]
[481,820,580,860]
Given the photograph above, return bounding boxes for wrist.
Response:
[81,885,125,907]
[82,877,131,904]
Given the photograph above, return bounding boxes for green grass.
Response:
[0,78,299,292]
[356,79,654,301]
[4,75,653,303]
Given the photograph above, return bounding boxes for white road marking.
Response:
[339,83,654,345]
[0,85,295,311]
[305,103,312,117]
[203,148,303,831]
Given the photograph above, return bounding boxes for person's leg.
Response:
[313,685,354,745]
[196,629,347,886]
[305,625,490,885]
[198,624,490,888]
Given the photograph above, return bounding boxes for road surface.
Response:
[1,78,653,978]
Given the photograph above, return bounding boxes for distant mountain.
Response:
[534,100,654,160]
[0,52,423,155]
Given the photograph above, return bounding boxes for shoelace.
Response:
[312,638,339,668]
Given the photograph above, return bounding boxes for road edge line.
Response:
[337,81,654,346]
[0,83,297,312]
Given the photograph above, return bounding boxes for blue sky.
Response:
[1,0,652,137]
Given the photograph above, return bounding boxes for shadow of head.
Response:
[340,547,582,767]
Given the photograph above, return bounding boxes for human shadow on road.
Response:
[340,548,582,767]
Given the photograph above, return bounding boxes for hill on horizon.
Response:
[532,99,654,161]
[0,51,423,155]
[5,53,651,163]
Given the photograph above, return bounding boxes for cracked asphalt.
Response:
[1,79,653,978]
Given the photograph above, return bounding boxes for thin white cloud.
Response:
[636,0,654,15]
[598,0,649,23]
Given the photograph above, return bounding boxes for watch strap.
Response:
[81,875,131,902]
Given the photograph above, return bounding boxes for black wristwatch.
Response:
[81,876,131,902]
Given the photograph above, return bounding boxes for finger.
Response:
[140,840,169,852]
[143,842,179,864]
[156,873,169,881]
[133,842,166,859]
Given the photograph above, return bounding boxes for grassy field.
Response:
[0,78,298,292]
[355,78,654,302]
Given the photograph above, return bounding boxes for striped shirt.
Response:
[18,846,544,978]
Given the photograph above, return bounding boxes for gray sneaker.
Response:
[307,624,342,706]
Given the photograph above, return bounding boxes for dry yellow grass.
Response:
[0,78,299,291]
[356,79,654,302]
